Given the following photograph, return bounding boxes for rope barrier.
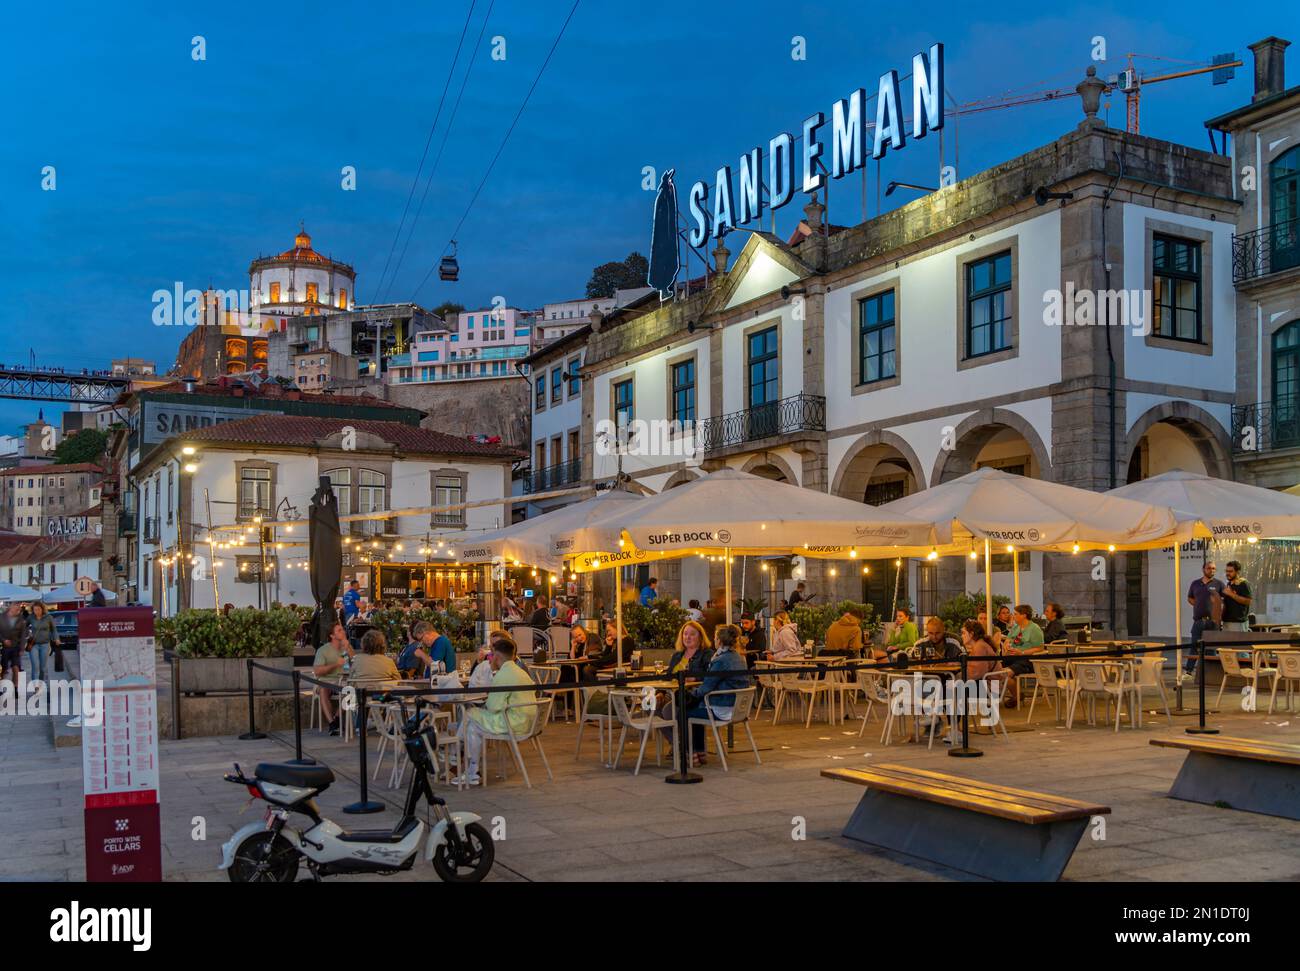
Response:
[226,637,1279,790]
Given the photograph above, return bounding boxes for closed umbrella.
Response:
[307,475,343,649]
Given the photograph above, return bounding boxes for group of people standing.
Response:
[0,602,63,689]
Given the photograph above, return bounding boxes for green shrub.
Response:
[170,607,299,658]
[622,600,689,651]
[790,600,878,646]
[369,604,479,655]
[936,591,1011,633]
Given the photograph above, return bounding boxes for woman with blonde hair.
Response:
[667,620,713,677]
[768,611,802,660]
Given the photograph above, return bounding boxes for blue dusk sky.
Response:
[0,1,1285,429]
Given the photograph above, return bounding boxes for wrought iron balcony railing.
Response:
[523,457,582,494]
[1232,215,1300,284]
[142,517,160,544]
[1231,396,1300,453]
[695,393,827,453]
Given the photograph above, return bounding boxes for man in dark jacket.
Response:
[0,603,29,687]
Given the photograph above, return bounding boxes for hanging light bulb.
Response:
[829,567,838,577]
[862,566,870,575]
[926,550,938,560]
[1107,544,1116,552]
[1005,545,1014,554]
[969,550,978,560]
[849,549,857,558]
[1072,543,1081,554]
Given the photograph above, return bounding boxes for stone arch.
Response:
[660,468,700,491]
[929,407,1053,486]
[739,452,798,483]
[830,429,929,499]
[1123,400,1232,481]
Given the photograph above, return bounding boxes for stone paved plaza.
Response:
[5,683,1300,883]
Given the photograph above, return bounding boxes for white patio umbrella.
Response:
[1107,469,1300,641]
[558,467,938,625]
[460,488,644,657]
[879,467,1186,627]
[45,582,117,603]
[0,582,43,602]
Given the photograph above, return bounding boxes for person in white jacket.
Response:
[767,612,803,660]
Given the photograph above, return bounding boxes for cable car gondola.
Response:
[438,241,460,282]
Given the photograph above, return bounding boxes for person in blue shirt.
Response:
[342,580,362,622]
[639,577,659,607]
[397,620,457,678]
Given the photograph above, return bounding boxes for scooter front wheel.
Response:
[431,822,494,882]
[228,831,300,883]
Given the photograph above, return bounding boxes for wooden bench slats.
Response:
[822,766,1110,824]
[835,766,1097,816]
[1150,736,1300,766]
[862,764,1108,813]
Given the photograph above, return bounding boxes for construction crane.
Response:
[1114,53,1241,133]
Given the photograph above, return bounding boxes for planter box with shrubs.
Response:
[168,607,300,695]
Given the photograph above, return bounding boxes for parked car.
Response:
[50,610,79,651]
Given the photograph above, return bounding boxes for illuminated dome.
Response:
[250,223,356,316]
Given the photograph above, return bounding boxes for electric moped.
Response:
[219,700,493,882]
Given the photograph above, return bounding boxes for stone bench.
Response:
[1150,735,1300,820]
[823,764,1110,881]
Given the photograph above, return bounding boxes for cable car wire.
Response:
[414,0,581,299]
[373,0,478,301]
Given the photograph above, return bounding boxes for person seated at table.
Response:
[681,625,752,767]
[960,620,1004,681]
[910,617,962,661]
[347,629,400,683]
[885,608,918,655]
[529,596,550,630]
[668,620,713,677]
[454,634,537,787]
[823,606,865,657]
[1002,604,1046,705]
[313,621,350,735]
[976,610,1003,650]
[993,604,1012,635]
[1041,602,1068,644]
[398,620,456,678]
[685,599,704,623]
[766,611,802,661]
[569,623,590,657]
[738,612,766,665]
[583,622,634,677]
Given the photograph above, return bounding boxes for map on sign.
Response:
[79,634,155,689]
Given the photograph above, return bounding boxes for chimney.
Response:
[1249,36,1290,101]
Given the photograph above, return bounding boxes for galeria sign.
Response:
[687,43,944,247]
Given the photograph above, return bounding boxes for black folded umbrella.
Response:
[307,475,342,648]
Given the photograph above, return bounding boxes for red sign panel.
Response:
[80,606,162,882]
[84,801,162,882]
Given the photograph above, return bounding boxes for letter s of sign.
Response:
[688,180,710,248]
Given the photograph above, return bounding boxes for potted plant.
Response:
[173,607,300,694]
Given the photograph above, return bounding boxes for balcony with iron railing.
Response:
[522,457,582,494]
[1232,216,1300,285]
[1231,395,1300,454]
[695,393,827,454]
[142,517,160,544]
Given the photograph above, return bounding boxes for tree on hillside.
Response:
[430,301,465,323]
[53,427,109,466]
[585,252,649,299]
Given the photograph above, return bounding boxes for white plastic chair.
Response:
[773,668,833,727]
[1216,650,1278,710]
[687,686,760,771]
[611,691,677,776]
[1026,659,1071,724]
[529,664,564,720]
[753,660,785,713]
[574,685,613,762]
[1066,661,1132,731]
[1268,651,1300,713]
[854,668,887,737]
[474,695,554,789]
[1132,655,1173,727]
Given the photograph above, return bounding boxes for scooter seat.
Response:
[255,762,335,791]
